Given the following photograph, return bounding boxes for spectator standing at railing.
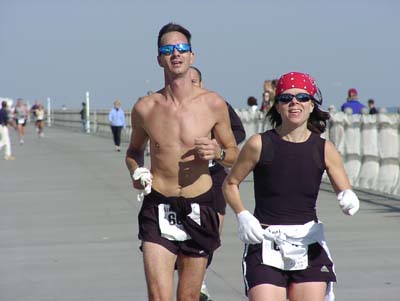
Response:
[260,79,277,113]
[367,98,378,114]
[0,101,16,160]
[79,102,87,132]
[260,91,272,113]
[247,96,258,113]
[108,99,126,152]
[189,65,246,301]
[341,88,365,114]
[223,71,360,301]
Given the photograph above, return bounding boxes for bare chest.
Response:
[146,103,215,147]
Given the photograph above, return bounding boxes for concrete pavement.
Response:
[1,125,399,300]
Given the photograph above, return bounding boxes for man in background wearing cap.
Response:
[341,88,365,114]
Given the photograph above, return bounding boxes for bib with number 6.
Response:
[158,203,201,241]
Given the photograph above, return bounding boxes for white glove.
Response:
[132,167,153,202]
[237,210,264,244]
[337,189,360,215]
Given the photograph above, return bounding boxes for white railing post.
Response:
[85,91,90,133]
[47,97,51,127]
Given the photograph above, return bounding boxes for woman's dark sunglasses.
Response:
[158,43,192,56]
[276,93,314,103]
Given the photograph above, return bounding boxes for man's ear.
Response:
[190,52,195,65]
[157,55,163,67]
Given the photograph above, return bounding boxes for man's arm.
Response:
[226,102,246,145]
[125,102,149,182]
[210,98,239,167]
[194,97,239,167]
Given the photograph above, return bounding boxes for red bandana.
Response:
[276,72,317,96]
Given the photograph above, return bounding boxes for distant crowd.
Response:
[0,98,46,160]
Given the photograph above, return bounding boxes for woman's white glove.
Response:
[337,189,360,215]
[236,210,264,244]
[132,167,152,202]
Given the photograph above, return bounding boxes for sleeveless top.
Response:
[253,129,326,225]
[15,106,27,119]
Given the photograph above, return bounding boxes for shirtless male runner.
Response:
[125,23,239,301]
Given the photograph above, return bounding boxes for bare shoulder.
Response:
[133,91,163,115]
[237,134,262,163]
[325,140,342,165]
[325,140,338,155]
[200,90,227,110]
[244,134,262,152]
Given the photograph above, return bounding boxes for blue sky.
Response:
[1,0,399,110]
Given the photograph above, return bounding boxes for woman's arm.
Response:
[223,134,262,214]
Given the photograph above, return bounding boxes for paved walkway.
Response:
[1,125,399,301]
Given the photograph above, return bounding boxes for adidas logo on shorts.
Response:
[320,265,329,272]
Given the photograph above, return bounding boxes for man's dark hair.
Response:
[157,23,192,48]
[1,101,7,108]
[247,96,258,107]
[190,66,202,82]
[368,99,375,105]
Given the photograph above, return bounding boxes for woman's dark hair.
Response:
[267,100,331,134]
[157,23,192,48]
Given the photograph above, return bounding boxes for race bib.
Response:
[18,118,25,124]
[262,238,308,271]
[158,203,201,241]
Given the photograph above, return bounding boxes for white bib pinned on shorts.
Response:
[261,221,324,271]
[158,203,201,241]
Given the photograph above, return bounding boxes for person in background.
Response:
[108,99,126,152]
[14,98,29,145]
[367,99,378,115]
[260,79,277,113]
[80,102,87,132]
[247,96,258,113]
[0,101,16,160]
[260,91,272,113]
[340,88,365,114]
[189,65,246,301]
[223,71,360,301]
[35,104,46,138]
[31,100,41,133]
[125,23,239,301]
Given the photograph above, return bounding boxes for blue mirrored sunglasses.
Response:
[158,43,192,56]
[276,93,314,103]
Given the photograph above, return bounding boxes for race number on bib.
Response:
[158,203,201,241]
[18,118,25,124]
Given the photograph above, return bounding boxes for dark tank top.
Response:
[253,129,326,225]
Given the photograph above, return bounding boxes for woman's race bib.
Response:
[158,203,201,241]
[262,238,309,271]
